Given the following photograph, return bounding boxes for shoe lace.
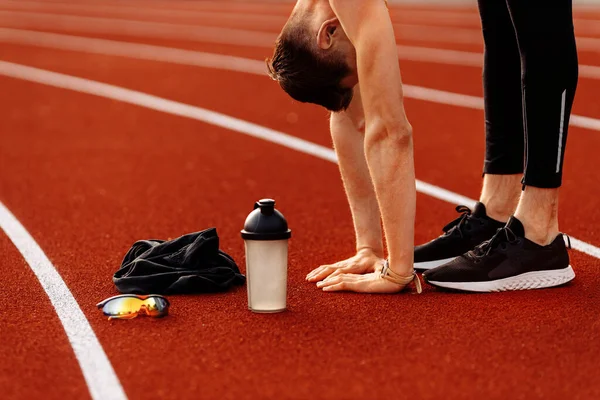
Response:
[442,205,474,238]
[470,226,519,259]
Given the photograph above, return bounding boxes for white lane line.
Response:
[0,10,277,47]
[401,86,600,132]
[394,24,481,45]
[571,237,600,259]
[1,29,598,132]
[579,64,600,79]
[397,44,482,67]
[391,9,600,35]
[570,114,600,131]
[576,36,600,53]
[0,28,268,75]
[0,201,127,400]
[0,60,598,260]
[396,24,600,53]
[402,85,484,110]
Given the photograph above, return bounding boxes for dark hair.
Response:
[266,22,354,112]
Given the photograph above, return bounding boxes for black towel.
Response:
[113,227,245,294]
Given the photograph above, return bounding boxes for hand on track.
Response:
[306,248,384,283]
[316,272,407,293]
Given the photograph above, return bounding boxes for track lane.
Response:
[0,43,598,247]
[0,2,598,398]
[0,232,91,400]
[3,2,600,40]
[10,25,599,76]
[10,0,600,22]
[2,8,600,53]
[0,2,289,31]
[1,74,599,400]
[2,10,600,73]
[0,32,600,118]
[30,0,297,16]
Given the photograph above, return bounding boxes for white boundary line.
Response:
[0,28,599,132]
[0,28,269,75]
[0,201,127,400]
[0,60,598,260]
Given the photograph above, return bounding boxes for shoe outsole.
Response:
[424,266,575,292]
[414,257,456,270]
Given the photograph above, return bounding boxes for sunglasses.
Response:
[96,294,170,320]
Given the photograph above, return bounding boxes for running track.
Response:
[1,1,599,399]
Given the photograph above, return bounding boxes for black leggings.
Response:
[478,0,579,188]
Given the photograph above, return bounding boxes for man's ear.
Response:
[317,18,339,50]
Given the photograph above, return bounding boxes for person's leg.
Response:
[422,0,578,291]
[413,0,522,270]
[477,0,525,223]
[506,0,579,245]
[479,175,521,222]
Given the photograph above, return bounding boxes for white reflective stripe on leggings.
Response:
[556,89,567,173]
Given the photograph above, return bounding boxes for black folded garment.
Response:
[113,227,245,294]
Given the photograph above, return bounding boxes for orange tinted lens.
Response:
[101,297,144,319]
[101,296,169,319]
[140,297,169,317]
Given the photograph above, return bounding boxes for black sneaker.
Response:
[422,216,575,292]
[414,202,505,270]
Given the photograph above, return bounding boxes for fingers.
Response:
[317,274,362,290]
[313,270,408,294]
[321,282,349,292]
[318,274,403,294]
[306,264,336,282]
[325,267,351,280]
[306,264,328,281]
[321,273,361,285]
[321,279,363,292]
[306,261,358,282]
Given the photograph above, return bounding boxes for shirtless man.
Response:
[267,0,420,293]
[266,0,578,293]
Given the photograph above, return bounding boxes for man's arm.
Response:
[330,87,383,255]
[329,0,416,277]
[306,87,386,282]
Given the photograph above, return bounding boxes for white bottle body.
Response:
[244,239,288,313]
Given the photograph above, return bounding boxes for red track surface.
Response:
[1,1,599,399]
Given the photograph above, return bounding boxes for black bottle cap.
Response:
[241,199,291,241]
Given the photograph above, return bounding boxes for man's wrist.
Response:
[356,245,384,258]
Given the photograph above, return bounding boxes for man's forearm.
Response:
[329,0,417,274]
[330,111,383,256]
[364,124,416,275]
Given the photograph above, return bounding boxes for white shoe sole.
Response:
[426,266,575,292]
[415,257,456,270]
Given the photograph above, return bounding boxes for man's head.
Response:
[266,1,358,112]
